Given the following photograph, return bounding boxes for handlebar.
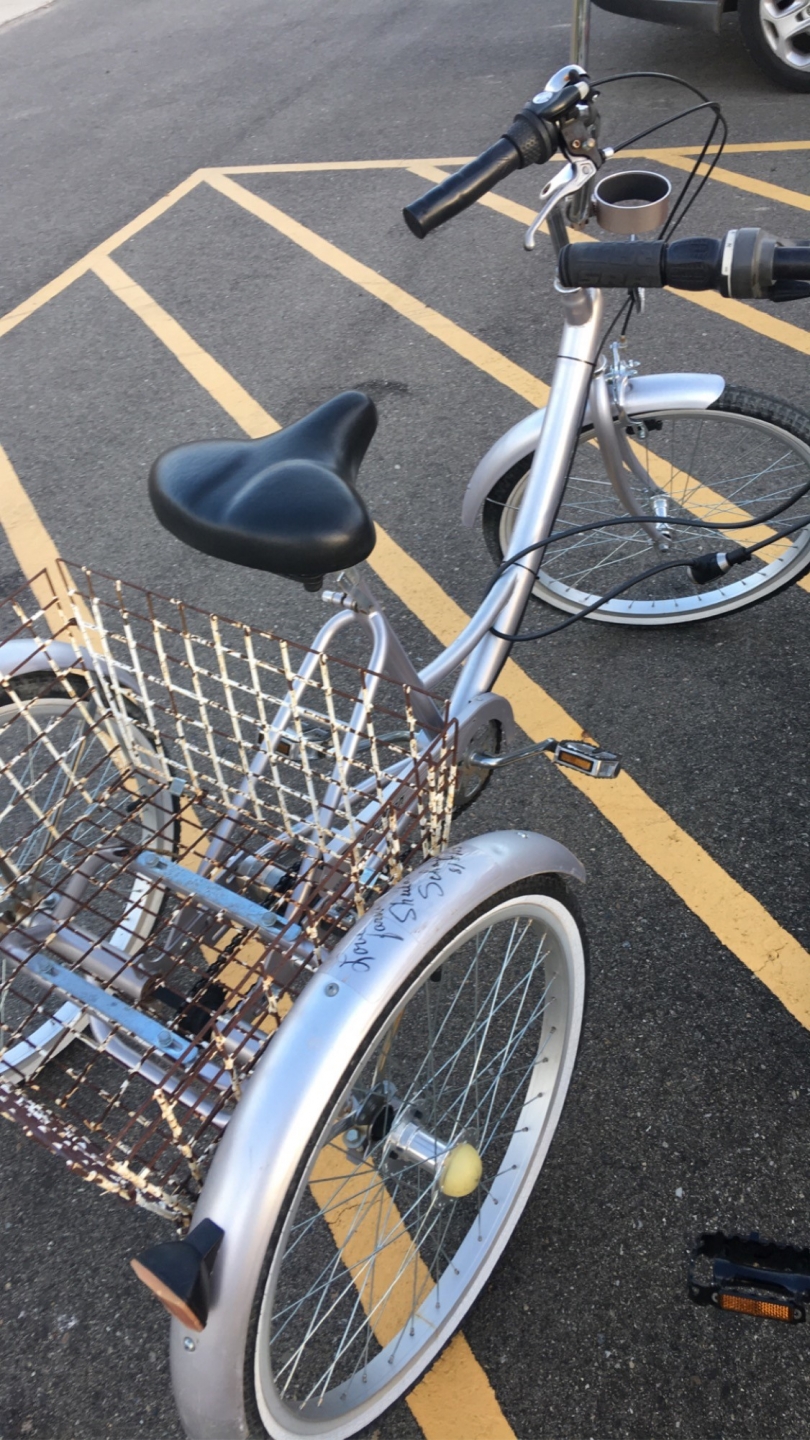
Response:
[403,139,530,240]
[403,78,590,239]
[558,229,810,302]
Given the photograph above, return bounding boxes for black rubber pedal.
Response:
[689,1231,810,1324]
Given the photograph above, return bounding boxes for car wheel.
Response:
[739,0,810,90]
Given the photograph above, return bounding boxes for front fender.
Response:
[461,371,726,527]
[170,829,584,1440]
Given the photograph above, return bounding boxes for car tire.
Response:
[738,0,810,90]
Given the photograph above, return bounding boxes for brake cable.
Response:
[489,514,810,643]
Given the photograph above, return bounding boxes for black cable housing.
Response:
[489,515,810,643]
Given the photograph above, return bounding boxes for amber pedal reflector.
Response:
[718,1292,797,1322]
[558,749,593,771]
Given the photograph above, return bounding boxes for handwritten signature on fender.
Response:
[339,851,467,972]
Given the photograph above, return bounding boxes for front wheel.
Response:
[245,874,587,1439]
[739,0,810,91]
[482,388,810,626]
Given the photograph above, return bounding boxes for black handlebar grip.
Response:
[662,237,724,291]
[772,246,810,281]
[557,241,665,290]
[403,138,522,239]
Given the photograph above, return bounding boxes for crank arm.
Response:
[472,737,620,779]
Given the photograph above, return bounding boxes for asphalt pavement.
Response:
[0,2,809,1438]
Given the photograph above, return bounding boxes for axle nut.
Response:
[438,1142,483,1198]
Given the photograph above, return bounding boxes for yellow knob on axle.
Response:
[438,1142,483,1198]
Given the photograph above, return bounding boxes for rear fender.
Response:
[170,829,585,1440]
[0,637,141,702]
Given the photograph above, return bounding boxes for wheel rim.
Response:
[760,0,810,69]
[497,409,810,624]
[0,689,172,955]
[254,893,585,1439]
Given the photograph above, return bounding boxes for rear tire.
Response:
[739,0,810,91]
[0,671,175,951]
[245,874,587,1439]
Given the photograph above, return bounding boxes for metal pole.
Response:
[571,0,591,68]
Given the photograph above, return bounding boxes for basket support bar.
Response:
[133,851,304,946]
[1,935,190,1064]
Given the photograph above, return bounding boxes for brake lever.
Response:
[523,156,596,251]
[768,280,810,302]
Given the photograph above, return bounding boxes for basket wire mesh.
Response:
[0,563,457,1218]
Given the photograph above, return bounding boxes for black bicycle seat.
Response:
[148,390,378,587]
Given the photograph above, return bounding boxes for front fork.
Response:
[590,359,672,552]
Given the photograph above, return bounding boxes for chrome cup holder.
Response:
[592,170,671,236]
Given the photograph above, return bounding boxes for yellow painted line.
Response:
[0,170,209,343]
[0,445,91,632]
[669,282,810,358]
[204,171,551,410]
[91,254,279,439]
[220,158,476,173]
[643,151,810,216]
[312,1139,513,1440]
[369,528,810,1027]
[80,261,810,1026]
[662,141,810,155]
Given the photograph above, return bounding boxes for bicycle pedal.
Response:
[131,1218,224,1332]
[548,740,621,779]
[688,1232,810,1325]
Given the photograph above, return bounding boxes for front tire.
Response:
[482,388,810,626]
[245,875,587,1439]
[739,0,810,91]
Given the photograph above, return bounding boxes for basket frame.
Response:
[0,563,458,1217]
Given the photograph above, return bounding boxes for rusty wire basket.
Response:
[0,563,457,1220]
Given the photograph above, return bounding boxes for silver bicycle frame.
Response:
[0,110,728,1122]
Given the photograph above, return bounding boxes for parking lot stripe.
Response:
[220,159,474,173]
[204,172,552,409]
[79,262,810,1030]
[670,141,810,154]
[312,1142,517,1439]
[0,172,208,343]
[0,445,91,630]
[633,147,810,214]
[91,255,279,437]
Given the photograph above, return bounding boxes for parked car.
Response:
[591,0,810,91]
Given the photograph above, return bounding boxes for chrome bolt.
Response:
[324,982,339,997]
[345,1128,362,1147]
[183,1337,196,1352]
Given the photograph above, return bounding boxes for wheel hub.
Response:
[345,1091,483,1198]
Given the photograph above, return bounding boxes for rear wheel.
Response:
[482,389,810,626]
[0,672,174,953]
[246,875,587,1439]
[739,0,810,91]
